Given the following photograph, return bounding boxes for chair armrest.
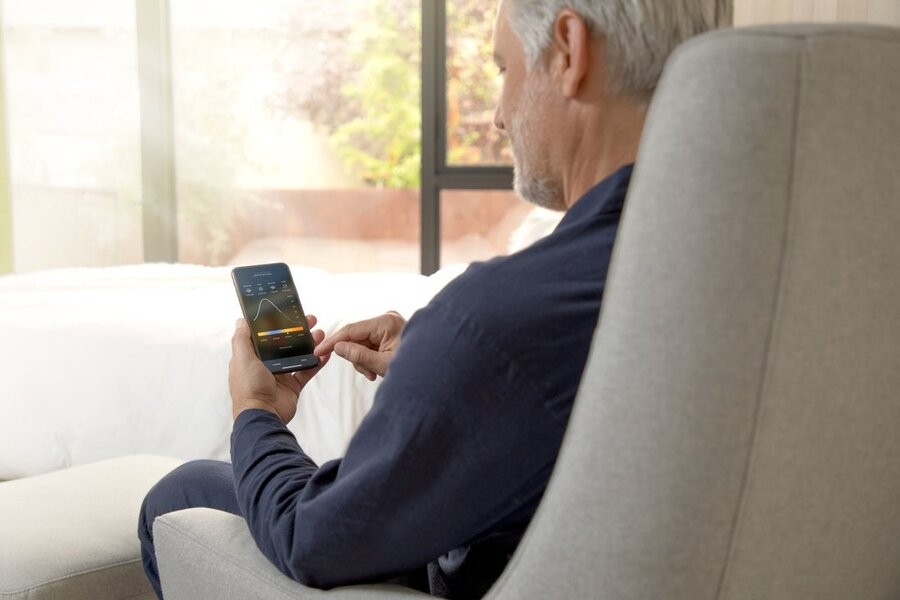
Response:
[154,508,430,600]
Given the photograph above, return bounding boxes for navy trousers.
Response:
[138,460,242,600]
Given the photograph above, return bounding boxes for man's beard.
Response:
[509,77,565,211]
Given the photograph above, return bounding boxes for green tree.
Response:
[330,1,421,187]
[276,0,506,188]
[446,0,510,165]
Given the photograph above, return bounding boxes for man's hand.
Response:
[315,312,407,381]
[229,315,329,423]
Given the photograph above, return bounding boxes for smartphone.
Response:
[231,262,319,373]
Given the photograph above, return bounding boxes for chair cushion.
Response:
[0,455,182,600]
[155,507,430,600]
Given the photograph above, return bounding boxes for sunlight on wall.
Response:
[735,0,900,26]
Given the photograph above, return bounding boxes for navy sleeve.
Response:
[230,298,566,588]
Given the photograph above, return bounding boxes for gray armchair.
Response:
[154,24,900,600]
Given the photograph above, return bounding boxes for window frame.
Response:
[136,0,178,263]
[420,0,513,275]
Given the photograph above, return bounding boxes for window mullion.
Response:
[136,0,178,263]
[420,0,441,275]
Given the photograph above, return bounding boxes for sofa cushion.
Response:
[0,455,182,600]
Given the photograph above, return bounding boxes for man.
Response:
[139,1,730,598]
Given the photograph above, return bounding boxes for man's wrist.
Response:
[233,400,280,422]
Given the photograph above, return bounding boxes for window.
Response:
[169,0,421,271]
[440,189,524,265]
[1,0,143,272]
[445,0,511,167]
[0,0,524,275]
[421,0,517,274]
[5,1,900,275]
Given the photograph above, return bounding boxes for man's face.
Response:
[492,0,565,211]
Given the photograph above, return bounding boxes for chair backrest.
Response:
[489,24,900,600]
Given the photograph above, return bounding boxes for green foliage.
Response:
[331,0,421,188]
[445,0,509,165]
[280,0,505,189]
[330,4,421,187]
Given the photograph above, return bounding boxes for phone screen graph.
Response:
[238,273,314,361]
[252,297,304,338]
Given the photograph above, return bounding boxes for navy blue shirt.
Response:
[231,164,633,599]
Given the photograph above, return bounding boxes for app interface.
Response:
[237,269,314,362]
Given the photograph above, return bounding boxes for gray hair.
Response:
[507,0,733,101]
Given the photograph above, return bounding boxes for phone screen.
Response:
[231,262,318,372]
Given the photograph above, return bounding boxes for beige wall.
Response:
[736,0,900,26]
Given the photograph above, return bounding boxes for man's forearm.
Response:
[230,409,322,583]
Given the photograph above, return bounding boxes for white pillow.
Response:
[507,206,564,254]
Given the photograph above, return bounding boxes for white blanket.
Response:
[0,263,466,480]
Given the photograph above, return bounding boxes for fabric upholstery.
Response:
[0,455,182,600]
[154,508,430,600]
[489,23,900,600]
[156,24,900,600]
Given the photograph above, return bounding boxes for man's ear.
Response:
[550,9,591,98]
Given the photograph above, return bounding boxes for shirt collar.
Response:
[558,163,634,227]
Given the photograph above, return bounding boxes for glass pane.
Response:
[2,0,143,273]
[446,0,512,166]
[171,0,421,272]
[440,190,562,266]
